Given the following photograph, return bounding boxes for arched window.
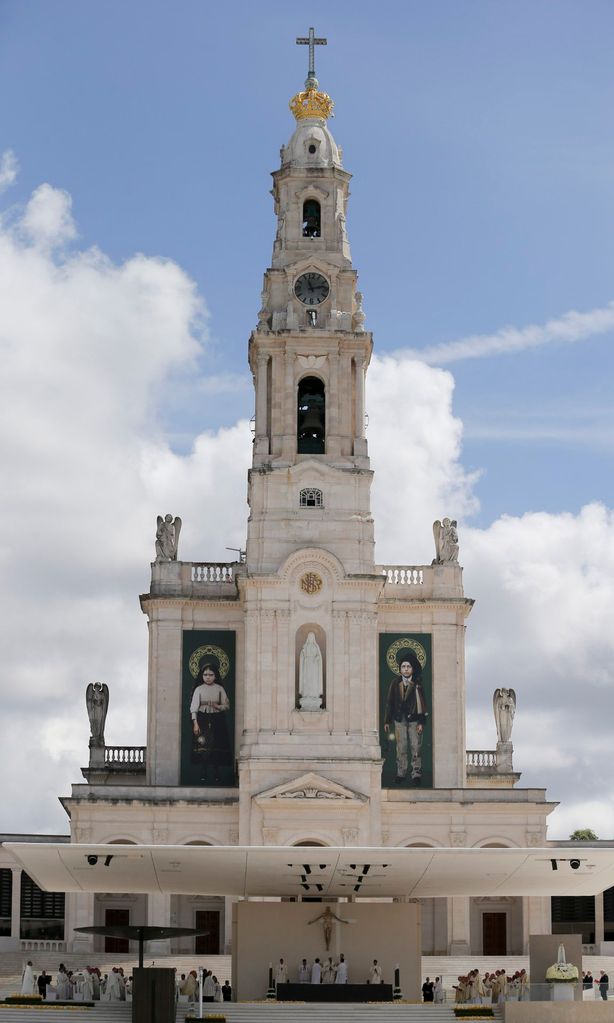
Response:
[297,377,325,454]
[300,488,323,508]
[302,199,321,238]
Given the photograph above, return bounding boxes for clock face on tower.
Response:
[294,272,330,306]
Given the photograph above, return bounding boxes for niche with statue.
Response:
[295,625,326,711]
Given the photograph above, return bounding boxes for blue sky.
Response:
[2,2,614,836]
[2,0,614,525]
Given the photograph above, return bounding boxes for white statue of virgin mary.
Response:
[299,632,323,711]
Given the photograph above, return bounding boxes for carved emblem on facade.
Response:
[283,787,347,799]
[300,571,323,595]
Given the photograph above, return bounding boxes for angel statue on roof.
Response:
[155,513,182,562]
[86,682,109,745]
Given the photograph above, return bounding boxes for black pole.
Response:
[138,932,144,969]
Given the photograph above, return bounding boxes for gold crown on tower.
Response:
[290,74,334,122]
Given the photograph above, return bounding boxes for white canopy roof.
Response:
[5,843,613,899]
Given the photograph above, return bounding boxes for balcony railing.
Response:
[21,939,66,952]
[192,562,235,583]
[381,566,424,586]
[466,750,497,768]
[105,746,146,766]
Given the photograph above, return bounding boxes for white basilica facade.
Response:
[9,53,560,961]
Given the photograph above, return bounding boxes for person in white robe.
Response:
[298,959,311,983]
[311,958,322,984]
[56,969,71,1001]
[322,957,336,983]
[275,959,288,986]
[213,977,223,1002]
[433,976,444,1003]
[20,962,36,995]
[105,968,123,1002]
[81,971,94,1001]
[203,972,216,1001]
[335,954,348,984]
[368,960,382,985]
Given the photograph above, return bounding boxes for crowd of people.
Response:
[19,961,232,1003]
[20,962,132,1001]
[177,970,231,1002]
[275,954,387,986]
[452,969,529,1003]
[582,970,609,1000]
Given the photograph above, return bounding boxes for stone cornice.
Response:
[382,789,557,810]
[378,598,474,615]
[139,594,243,610]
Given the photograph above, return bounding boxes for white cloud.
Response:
[0,149,18,193]
[0,181,211,832]
[368,354,479,564]
[462,504,614,837]
[402,302,614,365]
[20,183,77,246]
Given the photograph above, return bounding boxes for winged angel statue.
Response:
[86,682,109,744]
[432,518,459,564]
[155,513,182,562]
[493,688,516,743]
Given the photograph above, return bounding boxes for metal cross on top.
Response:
[296,26,327,80]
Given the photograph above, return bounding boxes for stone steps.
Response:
[0,1005,502,1023]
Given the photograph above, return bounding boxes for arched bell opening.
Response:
[297,376,325,454]
[302,199,321,237]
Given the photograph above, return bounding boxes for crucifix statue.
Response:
[296,26,327,88]
[307,905,353,951]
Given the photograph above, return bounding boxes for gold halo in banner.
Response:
[189,645,230,680]
[386,637,427,674]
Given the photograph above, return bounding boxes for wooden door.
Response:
[195,910,220,954]
[105,908,130,953]
[482,912,507,955]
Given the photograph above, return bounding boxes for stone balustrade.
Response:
[192,562,235,583]
[381,566,424,586]
[378,561,465,600]
[148,560,241,598]
[466,750,497,768]
[21,939,66,951]
[104,746,146,766]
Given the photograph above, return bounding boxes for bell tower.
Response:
[247,35,374,576]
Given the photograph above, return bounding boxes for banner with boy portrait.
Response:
[379,633,433,789]
[180,630,236,787]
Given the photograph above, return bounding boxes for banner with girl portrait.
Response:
[180,630,236,787]
[379,633,433,789]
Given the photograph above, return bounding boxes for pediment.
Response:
[254,772,367,804]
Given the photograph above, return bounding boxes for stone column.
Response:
[10,866,21,940]
[147,893,171,954]
[254,352,269,455]
[327,344,340,457]
[522,895,551,953]
[68,892,96,953]
[241,610,260,740]
[595,892,605,950]
[448,896,470,955]
[339,352,352,444]
[354,355,365,439]
[223,896,234,954]
[281,346,295,460]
